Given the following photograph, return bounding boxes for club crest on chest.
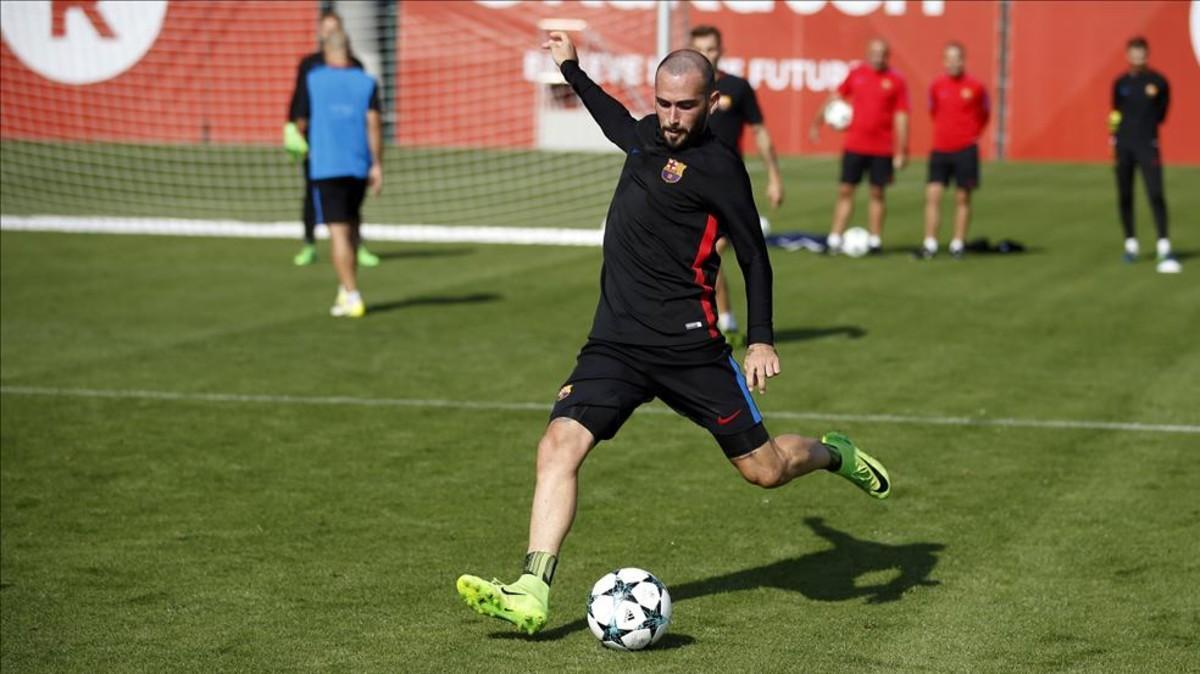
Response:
[661,158,687,184]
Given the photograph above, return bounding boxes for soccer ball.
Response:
[841,226,871,258]
[824,99,853,131]
[586,568,672,651]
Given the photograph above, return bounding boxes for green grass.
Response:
[3,158,1200,672]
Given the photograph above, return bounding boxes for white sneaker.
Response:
[1156,258,1182,274]
[330,289,366,317]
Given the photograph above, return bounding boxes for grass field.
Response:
[2,157,1199,672]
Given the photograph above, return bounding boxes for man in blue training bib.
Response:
[294,28,383,317]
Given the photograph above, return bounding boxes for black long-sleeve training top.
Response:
[1112,69,1170,146]
[562,59,774,349]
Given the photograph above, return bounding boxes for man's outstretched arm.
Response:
[713,163,777,392]
[542,31,637,152]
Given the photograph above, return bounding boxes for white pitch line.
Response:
[2,386,1197,435]
[0,215,603,247]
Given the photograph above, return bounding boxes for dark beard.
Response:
[662,108,709,149]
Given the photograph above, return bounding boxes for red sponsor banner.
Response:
[395,1,677,150]
[1007,0,1200,164]
[1,1,314,143]
[396,1,997,158]
[687,0,998,159]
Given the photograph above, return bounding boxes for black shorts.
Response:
[311,177,367,226]
[840,152,894,187]
[928,145,980,189]
[549,339,769,458]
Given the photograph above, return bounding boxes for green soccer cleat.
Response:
[293,244,317,266]
[357,246,381,268]
[823,431,891,499]
[456,574,549,635]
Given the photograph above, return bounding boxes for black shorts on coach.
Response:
[549,339,769,458]
[311,177,367,225]
[840,151,894,187]
[928,144,980,189]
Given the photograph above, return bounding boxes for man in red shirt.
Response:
[920,42,989,259]
[810,39,910,255]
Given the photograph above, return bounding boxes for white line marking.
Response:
[0,215,603,247]
[2,386,1197,435]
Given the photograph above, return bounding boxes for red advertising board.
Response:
[0,1,314,143]
[1007,0,1200,163]
[2,0,1196,164]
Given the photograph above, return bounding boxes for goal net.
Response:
[0,1,690,235]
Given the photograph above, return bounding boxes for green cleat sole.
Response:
[456,575,547,635]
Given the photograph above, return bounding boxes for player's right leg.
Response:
[457,343,651,634]
[294,169,318,266]
[1115,145,1138,261]
[922,182,945,259]
[457,418,594,635]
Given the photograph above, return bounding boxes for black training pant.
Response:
[1114,141,1168,240]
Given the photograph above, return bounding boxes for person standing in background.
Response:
[920,42,989,260]
[689,25,785,345]
[1110,36,1179,273]
[810,39,909,256]
[284,10,381,269]
[294,29,384,317]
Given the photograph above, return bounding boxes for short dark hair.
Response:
[945,41,965,56]
[690,25,722,45]
[1127,36,1148,51]
[657,49,716,94]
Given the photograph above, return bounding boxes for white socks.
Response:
[923,237,938,254]
[1156,238,1171,259]
[868,234,882,249]
[826,233,842,251]
[948,239,964,255]
[1125,238,1140,256]
[718,312,738,333]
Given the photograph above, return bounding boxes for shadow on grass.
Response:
[366,292,500,314]
[371,247,475,260]
[491,518,943,643]
[1171,249,1197,263]
[774,325,866,343]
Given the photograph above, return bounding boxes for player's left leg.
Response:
[328,223,364,318]
[866,156,893,254]
[1139,145,1173,261]
[867,184,886,254]
[732,433,889,499]
[950,188,972,259]
[655,349,891,498]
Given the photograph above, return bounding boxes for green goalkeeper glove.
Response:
[283,122,308,161]
[1107,110,1122,135]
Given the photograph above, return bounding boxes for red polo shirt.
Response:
[837,64,910,156]
[929,73,990,153]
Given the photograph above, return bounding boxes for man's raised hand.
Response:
[542,31,578,67]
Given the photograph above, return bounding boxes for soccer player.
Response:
[920,42,989,260]
[809,39,909,255]
[1110,36,1179,272]
[293,29,383,317]
[284,10,380,269]
[455,32,891,636]
[690,25,784,343]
